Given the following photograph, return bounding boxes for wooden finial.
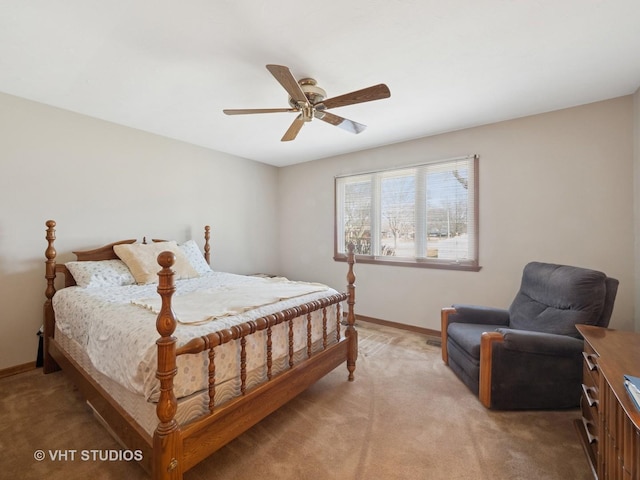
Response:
[154,251,178,429]
[45,220,57,301]
[345,242,357,381]
[153,250,183,479]
[204,225,211,265]
[43,220,61,373]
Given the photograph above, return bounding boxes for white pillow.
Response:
[180,240,212,275]
[114,241,200,285]
[66,260,136,288]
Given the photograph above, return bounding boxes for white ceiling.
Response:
[1,1,639,167]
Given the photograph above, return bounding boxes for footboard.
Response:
[152,246,356,479]
[176,294,348,406]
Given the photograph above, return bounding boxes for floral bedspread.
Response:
[53,272,340,401]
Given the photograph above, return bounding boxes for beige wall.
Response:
[1,92,636,371]
[278,97,636,333]
[0,92,280,370]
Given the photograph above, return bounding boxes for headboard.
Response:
[45,220,210,289]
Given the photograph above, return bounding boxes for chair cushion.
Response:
[508,262,607,338]
[447,323,507,360]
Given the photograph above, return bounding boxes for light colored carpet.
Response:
[0,322,591,479]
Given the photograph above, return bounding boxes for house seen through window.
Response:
[334,155,479,271]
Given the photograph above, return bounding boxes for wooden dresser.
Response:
[576,324,640,479]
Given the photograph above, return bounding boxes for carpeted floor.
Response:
[0,322,591,480]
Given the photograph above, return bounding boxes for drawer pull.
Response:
[581,384,599,407]
[581,416,598,444]
[583,352,598,372]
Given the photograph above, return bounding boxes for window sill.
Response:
[333,254,481,272]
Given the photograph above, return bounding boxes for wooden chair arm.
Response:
[441,307,457,364]
[479,331,505,408]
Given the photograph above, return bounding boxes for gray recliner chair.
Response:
[441,262,618,410]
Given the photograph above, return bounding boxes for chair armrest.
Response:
[449,304,511,326]
[478,328,584,408]
[440,305,510,365]
[480,329,585,409]
[479,331,505,407]
[495,328,584,357]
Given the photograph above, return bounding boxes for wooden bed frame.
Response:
[43,220,357,479]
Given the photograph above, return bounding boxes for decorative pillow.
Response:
[114,241,199,285]
[66,259,136,288]
[179,240,212,275]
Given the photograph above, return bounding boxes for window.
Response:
[334,155,479,271]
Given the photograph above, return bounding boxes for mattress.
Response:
[52,271,341,402]
[55,326,336,437]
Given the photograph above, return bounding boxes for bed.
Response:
[42,220,357,480]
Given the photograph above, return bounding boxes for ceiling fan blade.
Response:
[314,110,367,134]
[320,84,390,110]
[281,114,306,142]
[266,64,309,106]
[223,108,297,115]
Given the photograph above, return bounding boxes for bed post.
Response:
[204,225,211,265]
[346,242,357,381]
[43,220,60,373]
[153,252,184,480]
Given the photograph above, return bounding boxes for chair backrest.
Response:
[599,276,619,328]
[508,262,619,338]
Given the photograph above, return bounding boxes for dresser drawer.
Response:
[582,345,600,387]
[581,382,599,410]
[582,361,599,396]
[580,395,599,461]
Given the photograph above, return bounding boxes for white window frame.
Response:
[334,155,480,271]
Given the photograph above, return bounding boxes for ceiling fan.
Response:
[223,64,391,142]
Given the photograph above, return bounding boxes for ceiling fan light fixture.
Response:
[287,78,326,107]
[223,64,390,142]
